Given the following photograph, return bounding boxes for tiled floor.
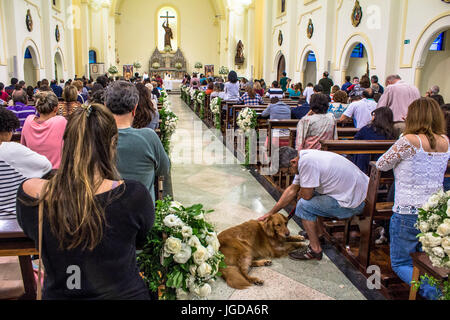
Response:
[170,96,365,300]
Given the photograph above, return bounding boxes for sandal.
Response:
[298,230,326,245]
[289,245,323,261]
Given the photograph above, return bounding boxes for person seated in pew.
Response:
[260,97,292,148]
[291,100,310,120]
[341,76,352,92]
[210,83,225,101]
[205,82,214,96]
[253,81,265,97]
[58,85,82,118]
[133,83,160,131]
[296,93,338,151]
[105,81,170,204]
[259,147,368,260]
[224,71,241,102]
[6,89,37,133]
[21,91,67,170]
[330,85,340,102]
[376,98,449,300]
[0,108,52,220]
[338,88,377,129]
[303,83,314,104]
[287,83,303,99]
[351,107,397,174]
[200,79,208,92]
[16,104,155,300]
[239,85,263,106]
[327,90,349,120]
[265,81,284,100]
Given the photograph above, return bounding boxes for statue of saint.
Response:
[162,21,173,50]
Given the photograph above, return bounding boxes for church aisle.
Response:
[169,96,366,300]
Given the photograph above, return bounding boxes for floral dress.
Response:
[295,113,338,151]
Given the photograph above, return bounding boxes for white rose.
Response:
[196,284,212,298]
[164,236,182,255]
[197,262,212,278]
[206,245,215,257]
[422,202,430,211]
[426,233,442,247]
[188,235,201,248]
[173,243,192,264]
[193,245,209,265]
[176,288,189,300]
[206,233,220,251]
[432,246,446,258]
[163,214,184,228]
[437,222,450,237]
[189,265,197,276]
[418,221,430,233]
[193,213,204,221]
[181,226,193,239]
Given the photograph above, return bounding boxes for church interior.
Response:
[0,0,450,303]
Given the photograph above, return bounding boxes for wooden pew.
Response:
[321,140,395,155]
[0,220,38,300]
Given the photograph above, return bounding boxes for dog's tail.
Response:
[221,266,252,290]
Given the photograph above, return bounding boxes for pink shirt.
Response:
[376,80,421,122]
[21,115,67,169]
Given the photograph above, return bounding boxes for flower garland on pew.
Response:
[411,190,450,300]
[210,97,222,131]
[159,89,178,155]
[189,88,198,112]
[197,91,206,120]
[180,85,188,103]
[137,198,226,300]
[236,107,258,167]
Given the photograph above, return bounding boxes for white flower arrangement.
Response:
[219,66,229,75]
[152,62,161,69]
[236,107,257,133]
[210,97,222,130]
[138,199,226,300]
[417,190,450,269]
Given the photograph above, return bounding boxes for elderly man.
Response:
[376,75,420,133]
[426,85,445,106]
[259,147,368,260]
[105,81,170,204]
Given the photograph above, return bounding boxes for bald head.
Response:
[12,89,28,104]
[385,75,401,87]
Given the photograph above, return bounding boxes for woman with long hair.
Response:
[376,98,449,300]
[224,70,240,101]
[352,107,396,174]
[238,84,263,106]
[16,104,155,300]
[287,83,303,99]
[133,83,159,130]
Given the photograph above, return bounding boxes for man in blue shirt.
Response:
[51,80,63,98]
[341,76,352,92]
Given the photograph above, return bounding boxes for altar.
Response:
[164,79,183,91]
[149,48,187,80]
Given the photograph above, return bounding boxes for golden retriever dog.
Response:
[218,213,307,289]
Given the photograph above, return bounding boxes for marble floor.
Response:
[169,96,365,300]
[0,96,366,300]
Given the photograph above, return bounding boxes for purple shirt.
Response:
[7,103,37,133]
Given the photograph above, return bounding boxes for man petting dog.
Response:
[259,147,369,261]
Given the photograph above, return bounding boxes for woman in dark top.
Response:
[133,83,159,130]
[16,104,154,300]
[353,107,397,174]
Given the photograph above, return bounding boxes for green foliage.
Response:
[411,274,450,300]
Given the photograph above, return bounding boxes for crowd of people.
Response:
[0,73,170,299]
[182,69,449,300]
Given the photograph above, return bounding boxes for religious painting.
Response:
[443,0,450,3]
[351,0,363,28]
[26,9,33,32]
[278,30,283,46]
[307,19,314,39]
[204,65,214,77]
[158,7,178,52]
[123,65,134,80]
[55,25,60,42]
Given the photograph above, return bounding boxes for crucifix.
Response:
[160,11,175,50]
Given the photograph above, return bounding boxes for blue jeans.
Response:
[295,194,365,222]
[389,213,440,300]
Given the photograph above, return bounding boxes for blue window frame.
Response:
[24,48,32,59]
[351,43,365,58]
[307,52,316,62]
[430,32,445,51]
[89,50,97,64]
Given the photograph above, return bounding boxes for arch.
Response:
[53,46,67,71]
[155,4,181,52]
[23,45,40,87]
[337,33,375,71]
[272,50,285,73]
[412,13,450,69]
[54,50,64,82]
[297,44,320,73]
[277,54,286,82]
[21,38,42,69]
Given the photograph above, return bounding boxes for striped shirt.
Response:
[0,161,26,219]
[265,88,284,99]
[7,103,37,133]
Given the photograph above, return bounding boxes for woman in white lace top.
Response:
[376,98,449,300]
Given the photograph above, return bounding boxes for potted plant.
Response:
[164,45,172,53]
[219,66,229,75]
[175,62,183,70]
[133,61,142,73]
[194,62,203,71]
[108,65,118,76]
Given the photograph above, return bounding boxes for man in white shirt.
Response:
[259,147,368,260]
[339,89,377,128]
